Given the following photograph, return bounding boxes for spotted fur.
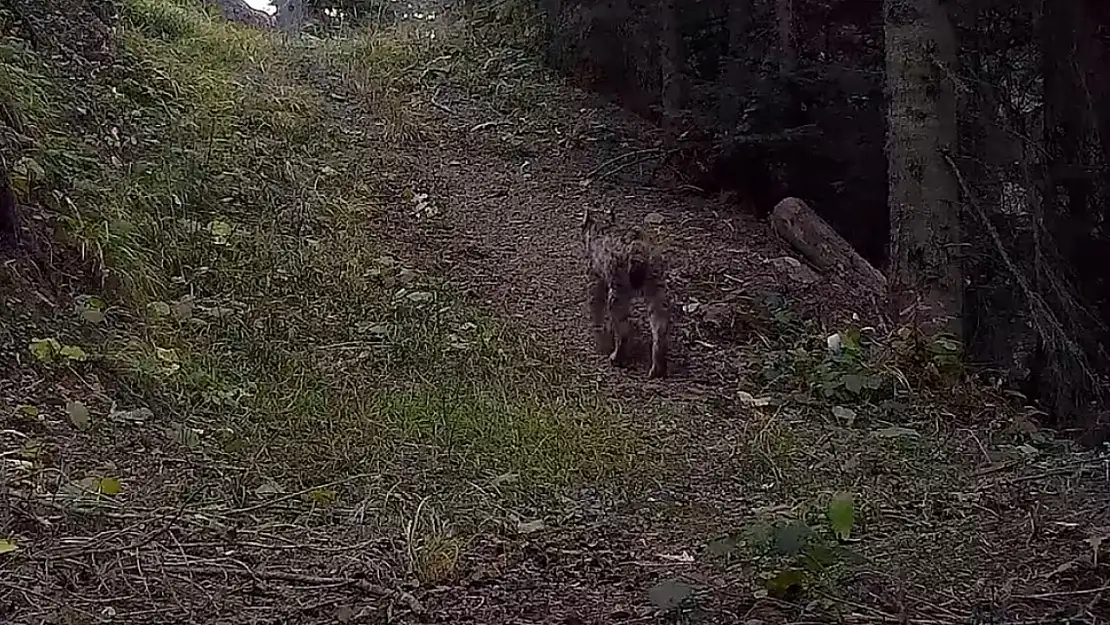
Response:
[581,207,670,378]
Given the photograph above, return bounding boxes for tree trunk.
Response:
[775,0,795,78]
[884,0,963,337]
[658,0,686,123]
[717,0,753,130]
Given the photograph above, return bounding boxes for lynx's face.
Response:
[580,207,614,248]
[581,207,663,289]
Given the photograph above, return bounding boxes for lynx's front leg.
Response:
[646,283,669,378]
[587,273,611,354]
[606,282,632,366]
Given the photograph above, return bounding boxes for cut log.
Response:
[769,197,887,293]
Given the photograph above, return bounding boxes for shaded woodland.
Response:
[533,0,1110,442]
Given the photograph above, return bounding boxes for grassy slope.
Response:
[2,0,1109,623]
[6,0,638,479]
[1,0,638,594]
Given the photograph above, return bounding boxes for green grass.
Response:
[1,0,641,506]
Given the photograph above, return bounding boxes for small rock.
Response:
[517,519,546,534]
[112,407,155,423]
[764,256,820,284]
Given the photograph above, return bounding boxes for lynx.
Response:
[581,207,670,378]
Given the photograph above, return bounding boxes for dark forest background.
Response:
[513,0,1110,443]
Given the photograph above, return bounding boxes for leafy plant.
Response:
[29,338,90,365]
[724,493,862,600]
[812,328,889,403]
[889,327,964,383]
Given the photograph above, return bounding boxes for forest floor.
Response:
[1,1,1109,623]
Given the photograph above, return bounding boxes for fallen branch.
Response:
[720,123,820,149]
[167,564,425,613]
[1012,583,1110,600]
[768,196,887,294]
[586,147,665,181]
[226,472,377,516]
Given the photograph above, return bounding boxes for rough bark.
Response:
[716,0,753,130]
[658,0,686,122]
[769,197,887,294]
[884,0,962,336]
[775,0,796,77]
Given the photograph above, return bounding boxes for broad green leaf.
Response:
[29,338,61,361]
[208,219,232,244]
[827,492,855,541]
[148,301,172,317]
[19,440,44,460]
[81,309,106,324]
[78,297,106,323]
[155,347,180,363]
[841,328,862,351]
[0,539,19,555]
[842,374,863,394]
[66,401,90,430]
[773,520,814,555]
[12,157,46,194]
[97,477,122,496]
[765,568,807,599]
[802,543,839,571]
[743,521,775,550]
[308,488,339,505]
[59,345,88,361]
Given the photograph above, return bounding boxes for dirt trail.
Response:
[298,59,848,621]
